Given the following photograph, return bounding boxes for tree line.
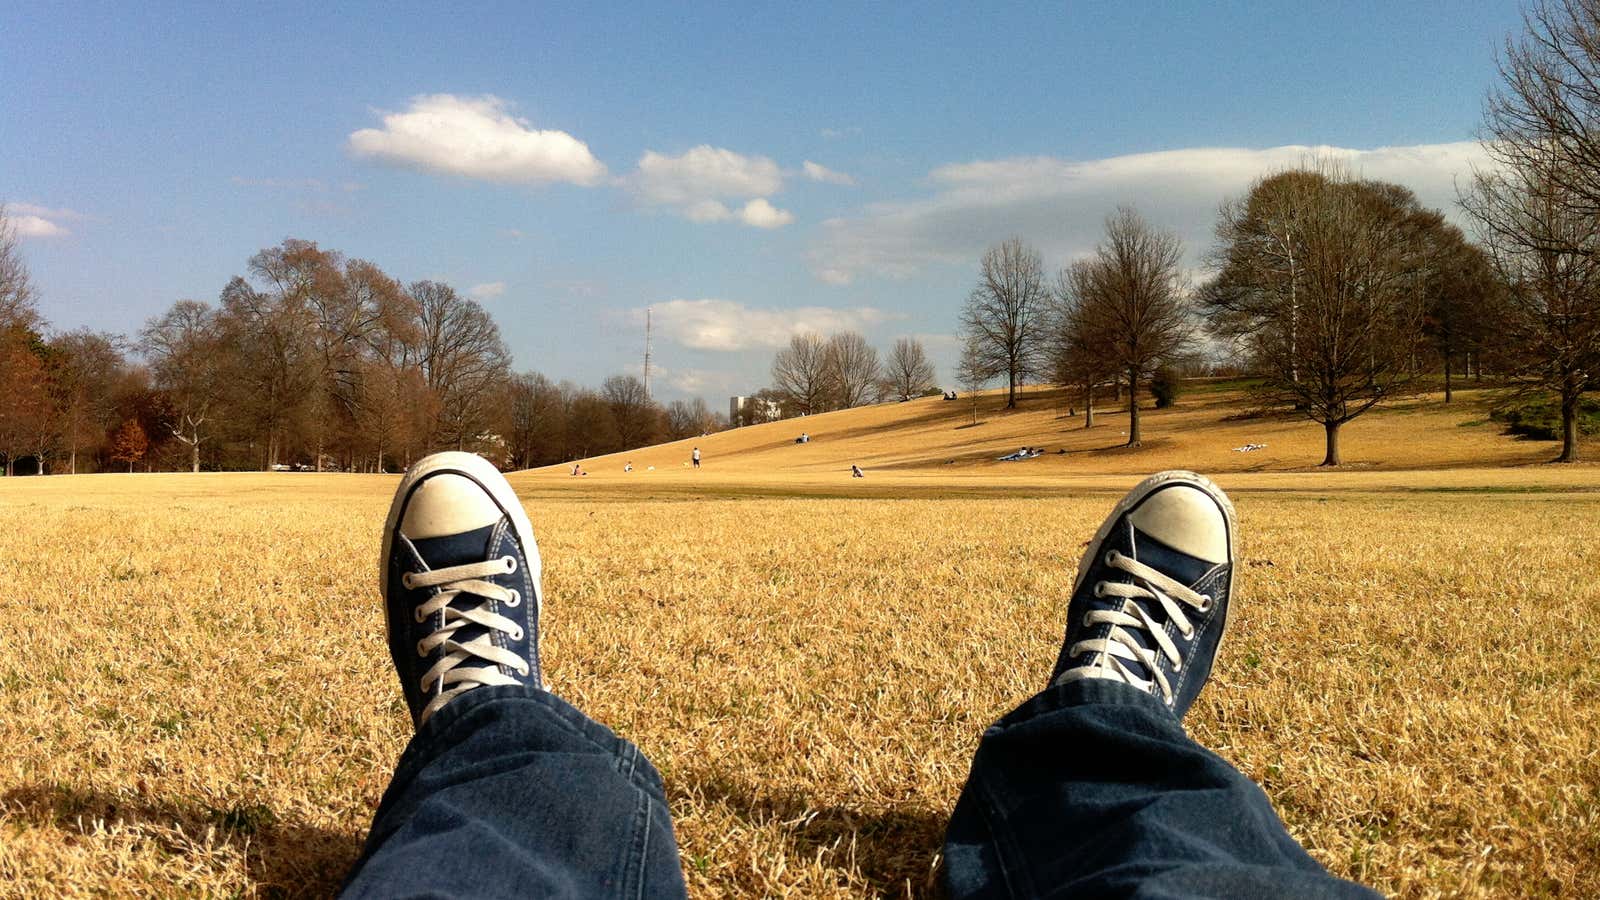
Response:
[748,332,939,424]
[944,0,1600,466]
[0,230,722,475]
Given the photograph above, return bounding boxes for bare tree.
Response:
[140,300,228,473]
[1065,208,1192,447]
[47,330,125,473]
[884,337,937,400]
[411,281,511,451]
[1048,274,1121,430]
[771,332,831,415]
[1205,168,1432,465]
[1417,217,1503,403]
[1463,162,1600,461]
[960,237,1050,409]
[823,331,882,408]
[602,374,659,448]
[1484,0,1600,217]
[1462,1,1600,461]
[0,205,39,333]
[666,397,718,440]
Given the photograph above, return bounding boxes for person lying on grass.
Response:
[342,454,1379,899]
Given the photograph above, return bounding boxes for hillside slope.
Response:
[518,382,1589,490]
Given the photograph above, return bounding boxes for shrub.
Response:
[1489,394,1600,440]
[1150,367,1182,408]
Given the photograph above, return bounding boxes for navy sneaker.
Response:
[1051,471,1236,718]
[379,451,543,727]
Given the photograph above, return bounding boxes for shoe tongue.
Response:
[1130,528,1212,587]
[412,523,500,572]
[1099,528,1212,674]
[411,523,503,676]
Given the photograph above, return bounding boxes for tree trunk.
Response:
[1125,367,1141,447]
[1558,387,1581,463]
[1006,370,1018,409]
[69,447,77,474]
[191,439,200,474]
[1320,420,1342,467]
[1443,352,1453,403]
[128,460,134,473]
[1084,383,1094,430]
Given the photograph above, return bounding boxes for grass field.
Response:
[3,387,1599,897]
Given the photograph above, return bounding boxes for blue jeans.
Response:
[342,682,1377,899]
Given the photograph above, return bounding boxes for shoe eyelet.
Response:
[518,664,531,677]
[1092,582,1106,598]
[1181,628,1195,641]
[502,555,518,574]
[505,590,521,608]
[401,572,416,589]
[1197,594,1214,613]
[415,640,427,657]
[1103,550,1119,567]
[414,606,426,623]
[510,626,524,641]
[1082,612,1094,627]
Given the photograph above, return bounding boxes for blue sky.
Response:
[2,1,1523,402]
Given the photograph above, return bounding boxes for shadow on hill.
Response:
[680,771,945,895]
[1,781,362,897]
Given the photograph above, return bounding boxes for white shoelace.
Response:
[1058,550,1212,704]
[403,556,528,724]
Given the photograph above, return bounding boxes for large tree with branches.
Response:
[960,237,1050,409]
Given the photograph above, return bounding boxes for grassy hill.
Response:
[518,380,1597,496]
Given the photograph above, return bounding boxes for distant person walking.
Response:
[691,447,701,469]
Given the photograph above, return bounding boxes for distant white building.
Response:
[730,395,782,426]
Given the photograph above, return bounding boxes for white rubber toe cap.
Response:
[400,473,503,539]
[1126,484,1231,564]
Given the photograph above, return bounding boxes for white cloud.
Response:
[629,146,793,228]
[738,198,794,229]
[348,94,607,186]
[633,146,782,204]
[641,299,898,351]
[5,202,85,238]
[468,281,506,299]
[809,142,1492,284]
[802,160,855,186]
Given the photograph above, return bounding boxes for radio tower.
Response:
[642,306,653,401]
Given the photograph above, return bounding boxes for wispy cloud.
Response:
[468,281,506,299]
[638,299,898,351]
[802,160,855,186]
[5,202,87,238]
[349,94,607,186]
[820,126,861,141]
[809,142,1492,284]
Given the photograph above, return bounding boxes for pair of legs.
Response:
[342,455,1377,898]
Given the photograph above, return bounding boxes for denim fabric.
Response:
[341,685,687,900]
[343,680,1377,899]
[943,679,1380,900]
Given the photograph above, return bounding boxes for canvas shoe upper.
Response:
[1051,471,1236,719]
[379,451,543,727]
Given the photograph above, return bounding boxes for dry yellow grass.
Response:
[3,391,1599,898]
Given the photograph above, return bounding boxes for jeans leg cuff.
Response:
[996,677,1175,730]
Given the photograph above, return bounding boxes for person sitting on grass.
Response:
[850,464,864,478]
[342,454,1379,900]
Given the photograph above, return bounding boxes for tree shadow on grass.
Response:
[680,772,949,896]
[1,781,363,898]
